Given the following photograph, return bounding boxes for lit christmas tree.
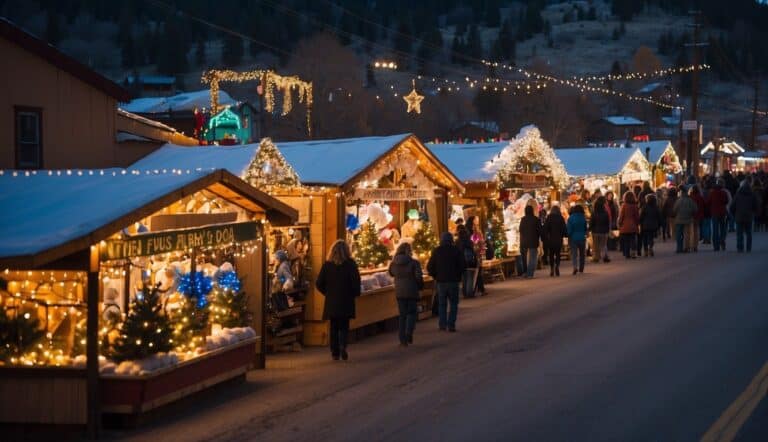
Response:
[112,286,173,363]
[243,138,301,188]
[412,221,439,262]
[170,272,212,352]
[210,271,250,328]
[354,220,390,268]
[0,307,45,363]
[487,216,508,258]
[486,125,569,190]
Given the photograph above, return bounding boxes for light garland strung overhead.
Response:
[201,69,313,136]
[570,64,711,83]
[482,60,684,110]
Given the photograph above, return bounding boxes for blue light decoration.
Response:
[177,272,213,307]
[346,213,359,231]
[216,271,241,292]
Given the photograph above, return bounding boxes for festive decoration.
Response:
[170,293,210,352]
[243,138,301,189]
[202,69,313,136]
[659,145,683,174]
[572,64,711,83]
[411,221,439,262]
[210,275,250,329]
[346,213,360,231]
[0,307,45,363]
[487,216,508,259]
[487,125,569,190]
[177,272,213,307]
[403,79,424,114]
[111,286,173,363]
[354,220,390,268]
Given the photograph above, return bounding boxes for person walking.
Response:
[455,227,477,298]
[315,240,361,361]
[427,232,466,332]
[661,187,678,242]
[673,186,698,253]
[590,196,610,263]
[618,191,640,259]
[687,186,706,252]
[639,194,662,257]
[543,204,568,276]
[389,243,423,347]
[519,205,541,278]
[605,191,619,258]
[466,216,487,296]
[567,204,588,275]
[730,180,758,253]
[707,179,730,251]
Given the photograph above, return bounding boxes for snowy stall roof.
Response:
[602,116,645,126]
[130,144,261,177]
[554,147,647,177]
[121,89,236,114]
[0,169,296,268]
[275,134,463,191]
[701,141,745,156]
[427,142,509,182]
[630,140,675,163]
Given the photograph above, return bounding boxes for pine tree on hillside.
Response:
[112,286,173,363]
[195,39,207,67]
[222,35,244,67]
[467,24,483,59]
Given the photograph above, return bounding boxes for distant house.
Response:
[587,116,648,143]
[449,121,505,142]
[122,89,260,144]
[0,18,196,169]
[123,74,177,97]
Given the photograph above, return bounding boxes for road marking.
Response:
[701,360,768,442]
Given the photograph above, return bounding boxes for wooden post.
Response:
[259,223,267,368]
[86,246,100,438]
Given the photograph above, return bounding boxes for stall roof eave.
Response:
[427,142,508,183]
[0,169,296,270]
[555,147,646,176]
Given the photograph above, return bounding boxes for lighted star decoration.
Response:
[403,79,424,114]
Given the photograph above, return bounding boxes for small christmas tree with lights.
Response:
[487,216,508,258]
[0,307,45,363]
[354,220,390,268]
[412,221,439,261]
[112,286,173,363]
[210,271,250,328]
[170,272,212,352]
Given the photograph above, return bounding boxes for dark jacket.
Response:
[707,187,730,218]
[315,258,361,320]
[518,214,542,249]
[639,204,662,232]
[662,195,677,219]
[589,210,610,234]
[542,212,567,249]
[388,254,424,299]
[455,237,477,268]
[427,241,466,283]
[730,186,758,224]
[567,212,588,242]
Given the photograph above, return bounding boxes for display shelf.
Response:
[274,303,305,318]
[274,325,303,337]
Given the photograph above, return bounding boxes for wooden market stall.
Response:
[129,134,464,346]
[700,140,746,175]
[555,147,652,197]
[0,169,296,433]
[631,140,683,187]
[430,126,569,259]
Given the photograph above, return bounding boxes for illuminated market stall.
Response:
[0,169,296,429]
[700,140,746,174]
[630,140,683,187]
[555,147,652,197]
[431,126,568,256]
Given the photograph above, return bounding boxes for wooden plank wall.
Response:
[0,374,87,424]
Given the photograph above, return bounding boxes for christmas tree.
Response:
[112,286,173,363]
[487,216,508,258]
[412,221,439,261]
[354,220,390,268]
[210,271,250,328]
[170,271,212,351]
[0,307,45,363]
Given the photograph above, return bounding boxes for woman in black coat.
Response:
[316,240,361,361]
[542,205,568,276]
[388,242,423,347]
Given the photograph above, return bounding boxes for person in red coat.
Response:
[707,179,731,251]
[617,191,640,259]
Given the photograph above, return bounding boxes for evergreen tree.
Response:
[170,272,212,352]
[354,220,390,268]
[111,286,173,363]
[156,20,188,75]
[222,35,244,67]
[487,215,507,259]
[210,272,250,329]
[466,24,483,59]
[491,19,516,63]
[0,307,45,363]
[412,221,439,262]
[393,19,414,57]
[450,34,462,64]
[417,27,444,74]
[484,0,501,28]
[195,39,207,67]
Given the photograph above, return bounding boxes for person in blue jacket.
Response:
[567,204,588,275]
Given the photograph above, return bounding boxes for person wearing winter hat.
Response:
[427,232,466,332]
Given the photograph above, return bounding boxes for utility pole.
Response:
[751,73,760,151]
[685,11,707,177]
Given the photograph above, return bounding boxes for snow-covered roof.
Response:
[555,147,646,176]
[629,140,674,163]
[427,142,508,182]
[116,108,179,133]
[602,116,645,126]
[0,170,208,260]
[701,141,745,156]
[124,74,176,86]
[275,134,413,186]
[739,151,766,158]
[130,143,260,177]
[120,89,236,114]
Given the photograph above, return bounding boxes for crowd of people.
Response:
[312,171,766,361]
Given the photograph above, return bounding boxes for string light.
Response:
[570,64,711,83]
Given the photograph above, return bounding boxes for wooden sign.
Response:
[621,171,652,183]
[100,221,260,261]
[352,188,434,201]
[506,173,549,189]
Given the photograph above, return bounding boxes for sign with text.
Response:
[352,188,434,201]
[505,173,550,189]
[100,221,260,261]
[682,120,698,131]
[621,171,652,183]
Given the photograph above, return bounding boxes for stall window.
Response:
[15,107,43,169]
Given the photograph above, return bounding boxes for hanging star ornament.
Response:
[403,79,424,114]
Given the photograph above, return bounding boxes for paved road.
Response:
[116,234,768,442]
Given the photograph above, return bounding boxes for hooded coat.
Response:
[389,254,424,299]
[316,258,361,320]
[542,210,568,249]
